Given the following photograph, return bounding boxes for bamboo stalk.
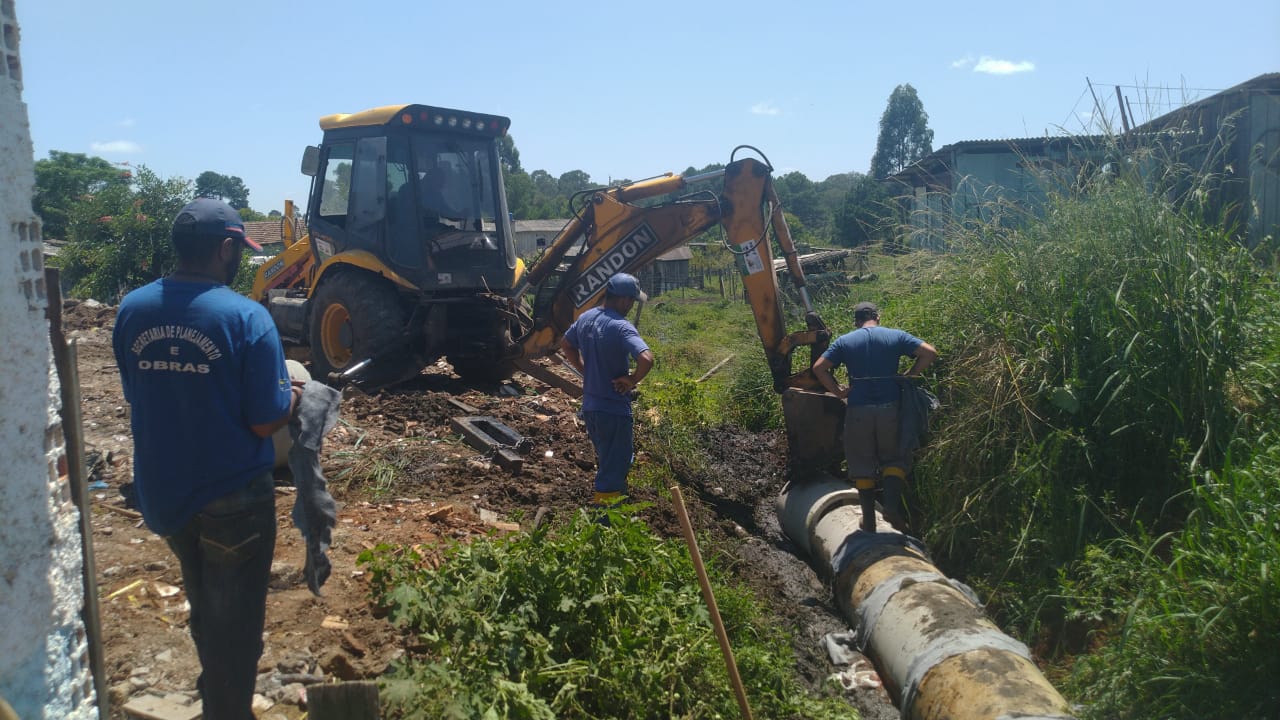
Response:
[670,485,753,720]
[697,355,736,383]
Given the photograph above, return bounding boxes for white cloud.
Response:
[118,118,136,127]
[90,140,142,154]
[950,54,975,69]
[973,56,1035,75]
[751,101,781,116]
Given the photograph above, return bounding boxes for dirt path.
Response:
[66,300,895,719]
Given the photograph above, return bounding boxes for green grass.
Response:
[359,511,858,719]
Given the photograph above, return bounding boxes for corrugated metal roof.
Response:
[1131,72,1280,133]
[655,246,692,261]
[244,219,307,247]
[887,134,1106,182]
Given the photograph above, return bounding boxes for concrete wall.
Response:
[0,1,98,717]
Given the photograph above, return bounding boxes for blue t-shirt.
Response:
[112,278,292,536]
[821,325,924,405]
[563,306,650,416]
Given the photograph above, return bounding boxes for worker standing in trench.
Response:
[812,301,937,532]
[112,199,301,720]
[560,273,655,509]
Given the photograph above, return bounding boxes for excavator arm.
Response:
[511,151,831,397]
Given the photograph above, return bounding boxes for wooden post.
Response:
[45,268,109,720]
[307,681,380,720]
[670,486,754,720]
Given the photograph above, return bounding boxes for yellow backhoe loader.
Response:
[249,104,846,470]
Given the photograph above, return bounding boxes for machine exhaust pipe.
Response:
[777,476,1076,720]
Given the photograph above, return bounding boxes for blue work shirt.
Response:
[113,278,292,536]
[563,306,649,416]
[821,325,923,405]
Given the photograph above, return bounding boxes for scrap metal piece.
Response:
[451,416,530,474]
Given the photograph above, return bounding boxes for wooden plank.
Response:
[512,357,583,398]
[446,397,480,415]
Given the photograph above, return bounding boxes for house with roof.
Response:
[886,135,1107,248]
[512,219,571,258]
[1126,72,1280,248]
[886,72,1280,249]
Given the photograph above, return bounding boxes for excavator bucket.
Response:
[781,388,847,477]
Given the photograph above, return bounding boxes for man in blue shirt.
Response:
[560,273,655,507]
[113,198,299,720]
[812,301,936,533]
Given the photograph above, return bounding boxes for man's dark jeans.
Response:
[583,410,634,496]
[164,472,275,720]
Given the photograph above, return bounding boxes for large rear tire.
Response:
[309,270,420,385]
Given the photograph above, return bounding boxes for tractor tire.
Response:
[450,320,517,384]
[309,270,420,385]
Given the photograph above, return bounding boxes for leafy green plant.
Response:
[53,166,193,301]
[359,511,856,719]
[1066,433,1280,718]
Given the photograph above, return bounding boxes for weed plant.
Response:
[359,511,857,719]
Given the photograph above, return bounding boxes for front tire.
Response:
[309,270,420,386]
[450,319,517,384]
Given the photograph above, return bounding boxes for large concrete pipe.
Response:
[778,475,1075,720]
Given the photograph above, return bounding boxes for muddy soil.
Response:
[63,299,896,719]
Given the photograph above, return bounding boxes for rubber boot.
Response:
[854,478,878,532]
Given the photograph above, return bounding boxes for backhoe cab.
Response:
[251,104,524,387]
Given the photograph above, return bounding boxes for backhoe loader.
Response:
[250,104,846,470]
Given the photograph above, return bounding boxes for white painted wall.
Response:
[0,1,98,717]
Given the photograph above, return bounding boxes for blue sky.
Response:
[16,0,1280,214]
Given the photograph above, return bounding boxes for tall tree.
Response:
[33,151,131,240]
[870,84,934,180]
[195,170,251,209]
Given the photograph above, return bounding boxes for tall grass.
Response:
[889,145,1279,716]
[907,171,1267,591]
[1065,432,1280,718]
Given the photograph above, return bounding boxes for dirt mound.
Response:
[63,298,117,331]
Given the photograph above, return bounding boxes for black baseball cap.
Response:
[171,198,261,251]
[853,301,879,320]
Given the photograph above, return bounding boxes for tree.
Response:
[870,84,934,180]
[238,207,267,222]
[195,170,251,209]
[530,170,557,196]
[835,173,894,248]
[55,166,193,300]
[33,151,131,240]
[557,170,594,195]
[498,134,523,175]
[504,170,536,219]
[774,171,828,232]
